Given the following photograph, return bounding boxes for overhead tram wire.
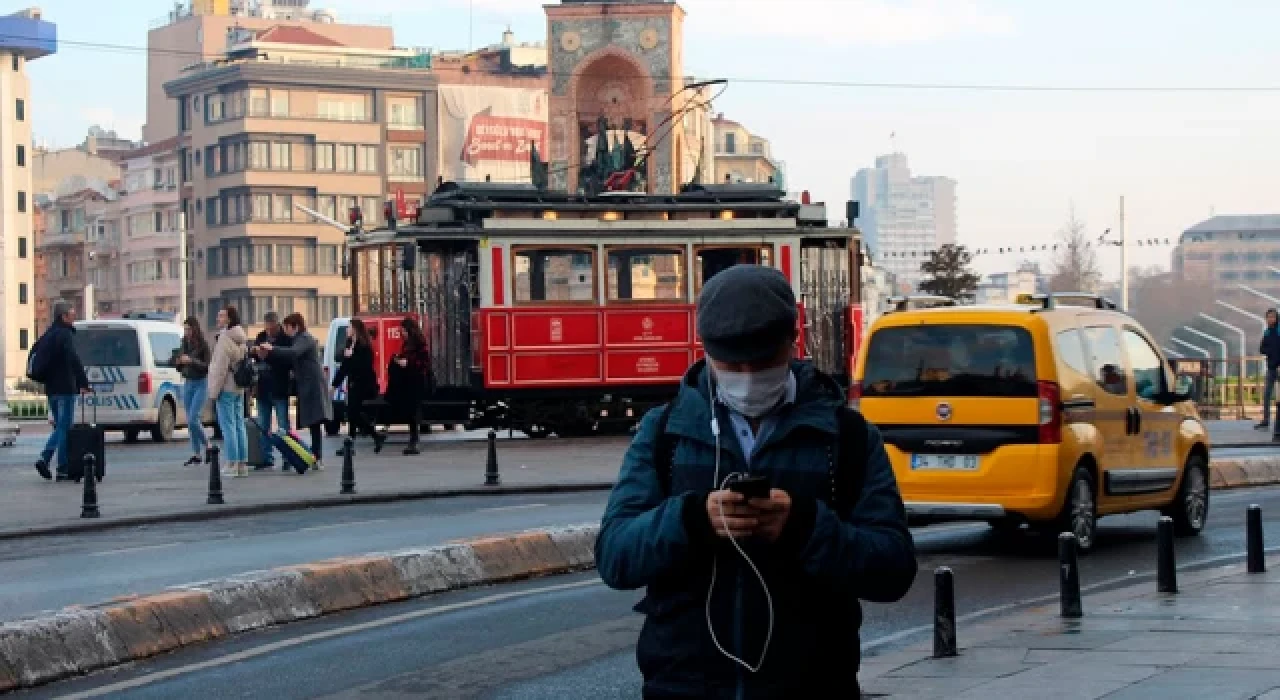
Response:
[15,33,1280,94]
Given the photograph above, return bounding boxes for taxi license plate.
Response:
[911,454,979,471]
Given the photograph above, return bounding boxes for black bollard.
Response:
[484,430,501,486]
[1157,516,1178,593]
[80,453,100,519]
[1248,504,1266,574]
[340,437,356,495]
[932,567,957,658]
[1058,532,1083,618]
[207,446,225,505]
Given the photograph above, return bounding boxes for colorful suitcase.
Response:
[277,430,316,474]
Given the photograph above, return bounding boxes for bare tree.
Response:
[1048,205,1103,293]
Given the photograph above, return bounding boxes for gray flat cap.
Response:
[696,265,797,363]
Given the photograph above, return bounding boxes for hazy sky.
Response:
[23,0,1280,281]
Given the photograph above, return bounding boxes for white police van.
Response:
[73,313,213,442]
[323,317,351,436]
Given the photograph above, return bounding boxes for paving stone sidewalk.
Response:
[0,434,627,539]
[862,557,1280,699]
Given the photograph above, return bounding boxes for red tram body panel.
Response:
[345,182,862,437]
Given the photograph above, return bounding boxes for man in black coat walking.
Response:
[253,312,293,469]
[31,300,91,480]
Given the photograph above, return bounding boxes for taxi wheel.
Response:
[1058,467,1098,554]
[152,400,176,443]
[1164,454,1209,536]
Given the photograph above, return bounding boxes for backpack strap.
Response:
[651,402,677,496]
[831,406,869,515]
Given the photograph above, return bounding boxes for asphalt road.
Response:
[21,484,1280,700]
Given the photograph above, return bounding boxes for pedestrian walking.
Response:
[1259,308,1280,430]
[333,318,384,455]
[28,299,91,481]
[207,306,250,478]
[257,313,332,470]
[253,311,294,469]
[595,265,917,699]
[387,317,432,456]
[175,317,212,466]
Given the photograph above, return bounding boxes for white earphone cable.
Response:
[705,410,775,674]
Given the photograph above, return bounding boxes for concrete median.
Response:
[0,524,601,692]
[1212,456,1280,489]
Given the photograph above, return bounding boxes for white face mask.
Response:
[714,363,790,418]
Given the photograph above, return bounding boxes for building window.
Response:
[15,144,24,167]
[18,284,27,305]
[205,197,218,226]
[318,245,339,275]
[276,245,294,274]
[271,90,290,118]
[363,196,381,225]
[18,237,26,258]
[336,145,356,172]
[15,98,24,121]
[179,98,190,132]
[358,145,378,173]
[724,132,736,154]
[317,195,336,222]
[17,191,26,213]
[12,55,19,72]
[272,142,292,170]
[273,194,293,222]
[19,329,28,350]
[388,97,421,128]
[316,143,335,171]
[249,88,269,117]
[252,194,270,221]
[389,146,422,177]
[317,93,367,121]
[248,142,268,170]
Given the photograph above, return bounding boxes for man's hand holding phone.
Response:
[706,476,792,542]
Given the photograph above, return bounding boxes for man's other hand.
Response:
[750,489,792,543]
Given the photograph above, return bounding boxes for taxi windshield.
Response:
[862,324,1037,398]
[74,328,142,366]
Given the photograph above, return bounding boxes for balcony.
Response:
[37,230,83,250]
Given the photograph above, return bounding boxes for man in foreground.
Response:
[596,265,917,698]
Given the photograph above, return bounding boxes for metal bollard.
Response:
[207,446,225,505]
[1248,504,1266,574]
[340,437,356,495]
[484,430,501,486]
[80,453,100,519]
[1058,532,1083,618]
[1157,516,1177,593]
[932,567,957,658]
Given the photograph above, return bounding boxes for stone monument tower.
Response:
[545,0,705,195]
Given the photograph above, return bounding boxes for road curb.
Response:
[1213,458,1280,489]
[0,524,601,691]
[0,482,615,542]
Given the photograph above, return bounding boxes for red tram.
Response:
[346,181,863,438]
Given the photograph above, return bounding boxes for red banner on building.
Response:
[460,108,548,166]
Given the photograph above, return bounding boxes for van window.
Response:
[330,324,349,364]
[1082,326,1128,396]
[1123,329,1167,401]
[74,328,142,366]
[862,324,1037,398]
[149,332,183,368]
[1055,329,1091,377]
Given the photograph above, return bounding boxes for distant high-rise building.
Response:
[851,153,957,294]
[0,7,55,390]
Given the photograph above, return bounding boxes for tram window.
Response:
[606,247,686,302]
[695,245,773,290]
[513,247,596,303]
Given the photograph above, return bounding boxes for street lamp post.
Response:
[1200,313,1249,416]
[1217,299,1265,324]
[1162,346,1184,358]
[1239,285,1280,305]
[1172,337,1210,358]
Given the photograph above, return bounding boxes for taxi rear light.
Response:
[1038,380,1062,444]
[848,382,862,411]
[138,371,153,395]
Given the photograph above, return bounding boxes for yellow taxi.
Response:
[852,293,1210,552]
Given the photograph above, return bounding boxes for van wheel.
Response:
[1057,467,1098,554]
[123,429,140,443]
[1164,454,1209,536]
[152,399,176,443]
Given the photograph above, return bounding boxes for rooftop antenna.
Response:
[890,131,898,154]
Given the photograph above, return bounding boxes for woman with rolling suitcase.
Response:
[257,313,333,471]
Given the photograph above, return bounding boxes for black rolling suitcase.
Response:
[66,396,105,483]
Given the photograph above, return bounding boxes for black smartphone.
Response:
[727,474,771,500]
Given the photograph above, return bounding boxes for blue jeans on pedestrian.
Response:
[256,396,290,464]
[40,394,76,471]
[216,390,247,463]
[182,379,209,456]
[1265,367,1279,424]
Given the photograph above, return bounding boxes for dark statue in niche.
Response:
[578,114,647,196]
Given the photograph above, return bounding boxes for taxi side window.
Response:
[1083,326,1128,396]
[1055,329,1091,377]
[1123,329,1168,401]
[149,332,183,369]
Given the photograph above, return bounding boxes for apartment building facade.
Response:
[1173,215,1280,306]
[105,138,185,316]
[711,113,782,187]
[36,186,113,321]
[165,47,438,332]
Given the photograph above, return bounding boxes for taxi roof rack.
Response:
[1021,292,1118,311]
[886,294,958,312]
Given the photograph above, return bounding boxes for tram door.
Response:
[417,245,479,390]
[800,237,855,384]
